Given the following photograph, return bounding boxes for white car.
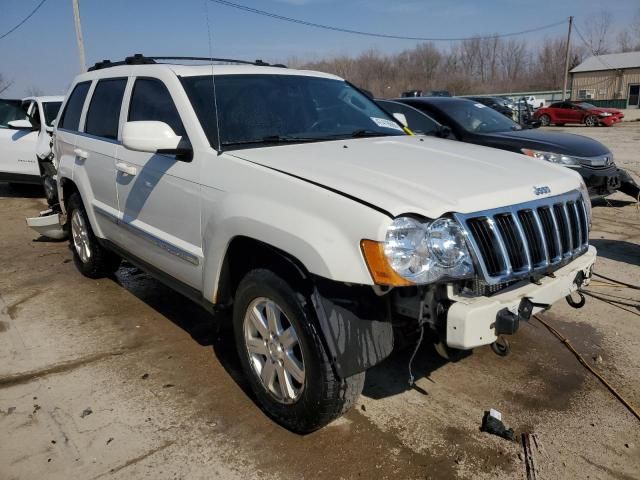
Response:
[0,96,63,185]
[39,55,596,432]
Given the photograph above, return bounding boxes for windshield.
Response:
[42,101,62,126]
[0,100,29,128]
[444,100,522,133]
[181,74,405,149]
[577,102,596,109]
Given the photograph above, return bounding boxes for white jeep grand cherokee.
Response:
[48,55,595,432]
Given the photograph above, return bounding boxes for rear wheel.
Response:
[538,114,551,126]
[585,115,598,127]
[233,269,364,433]
[66,193,121,278]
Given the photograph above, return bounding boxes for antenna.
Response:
[204,0,221,150]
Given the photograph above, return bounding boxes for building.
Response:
[570,51,640,109]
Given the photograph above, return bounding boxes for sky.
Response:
[1,0,639,97]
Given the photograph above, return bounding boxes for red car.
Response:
[534,101,624,127]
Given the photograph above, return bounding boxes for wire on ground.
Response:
[534,314,639,422]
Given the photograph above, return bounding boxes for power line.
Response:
[0,0,49,41]
[209,0,567,42]
[573,24,615,70]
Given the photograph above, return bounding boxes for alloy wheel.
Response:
[243,297,305,404]
[71,209,92,264]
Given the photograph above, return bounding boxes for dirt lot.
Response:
[1,123,639,480]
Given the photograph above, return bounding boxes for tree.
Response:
[582,11,612,55]
[0,73,13,95]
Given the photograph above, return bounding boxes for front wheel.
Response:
[585,115,598,127]
[538,114,551,126]
[66,193,121,278]
[233,269,364,433]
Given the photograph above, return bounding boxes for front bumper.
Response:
[445,246,596,349]
[599,115,623,126]
[578,164,621,195]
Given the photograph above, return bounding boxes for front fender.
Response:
[201,188,391,303]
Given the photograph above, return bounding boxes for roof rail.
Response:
[88,54,286,71]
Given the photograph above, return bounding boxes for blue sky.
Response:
[1,0,638,97]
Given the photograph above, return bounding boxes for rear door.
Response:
[0,100,39,181]
[73,77,127,240]
[115,75,202,288]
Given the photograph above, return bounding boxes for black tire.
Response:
[233,269,364,433]
[66,192,120,278]
[539,114,551,126]
[585,115,598,127]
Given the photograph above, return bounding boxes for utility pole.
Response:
[562,16,573,101]
[72,0,87,72]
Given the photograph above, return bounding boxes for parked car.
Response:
[39,55,596,433]
[0,96,63,186]
[521,95,546,109]
[534,101,624,127]
[465,96,514,118]
[378,97,627,198]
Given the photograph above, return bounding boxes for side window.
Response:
[59,82,91,131]
[379,101,438,134]
[128,78,186,138]
[85,78,127,140]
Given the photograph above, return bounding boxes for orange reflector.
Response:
[360,240,413,287]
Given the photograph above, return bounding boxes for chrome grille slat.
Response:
[572,202,583,253]
[545,206,563,262]
[487,217,512,276]
[530,208,550,267]
[454,190,590,285]
[509,213,533,272]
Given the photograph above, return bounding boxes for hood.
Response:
[483,129,610,157]
[228,136,583,219]
[587,107,622,114]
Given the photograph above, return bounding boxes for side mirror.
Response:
[392,113,408,127]
[122,121,191,158]
[436,125,453,139]
[8,119,36,131]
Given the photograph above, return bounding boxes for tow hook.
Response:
[565,291,586,309]
[491,336,510,357]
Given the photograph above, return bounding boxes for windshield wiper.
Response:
[222,135,322,147]
[348,129,397,138]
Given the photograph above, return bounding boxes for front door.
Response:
[629,84,640,109]
[115,76,202,289]
[0,100,38,181]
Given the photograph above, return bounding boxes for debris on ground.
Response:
[521,433,545,480]
[480,409,514,441]
[80,407,93,418]
[141,373,149,380]
[106,437,114,445]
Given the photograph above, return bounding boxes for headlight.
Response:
[521,148,580,167]
[367,216,474,285]
[599,112,612,117]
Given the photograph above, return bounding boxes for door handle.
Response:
[115,162,137,176]
[73,148,88,159]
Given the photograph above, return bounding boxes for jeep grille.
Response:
[454,191,589,284]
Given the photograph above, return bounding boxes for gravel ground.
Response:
[0,123,639,479]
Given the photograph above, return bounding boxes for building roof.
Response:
[571,51,640,73]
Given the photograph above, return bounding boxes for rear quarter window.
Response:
[59,82,91,131]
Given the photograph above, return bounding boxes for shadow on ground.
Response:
[112,264,451,403]
[0,183,44,198]
[590,238,640,267]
